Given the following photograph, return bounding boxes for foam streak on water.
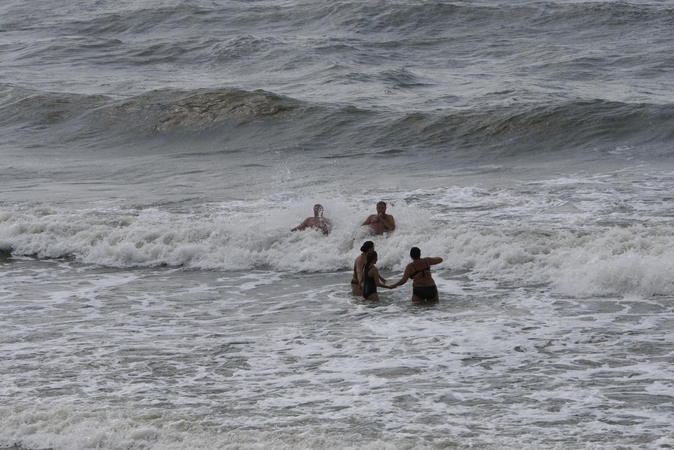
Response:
[3,169,674,297]
[2,168,674,449]
[3,0,674,448]
[1,258,674,450]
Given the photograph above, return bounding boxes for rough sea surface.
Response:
[1,1,674,449]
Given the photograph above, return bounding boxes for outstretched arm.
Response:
[291,218,310,232]
[371,267,392,289]
[389,265,412,288]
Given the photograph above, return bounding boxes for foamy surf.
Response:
[3,0,674,447]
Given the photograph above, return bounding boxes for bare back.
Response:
[407,257,442,287]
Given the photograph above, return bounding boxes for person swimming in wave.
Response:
[361,251,392,301]
[390,247,443,302]
[351,241,374,295]
[362,201,395,235]
[291,204,332,235]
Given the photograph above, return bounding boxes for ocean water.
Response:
[2,0,674,449]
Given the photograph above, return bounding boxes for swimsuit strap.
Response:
[410,258,430,279]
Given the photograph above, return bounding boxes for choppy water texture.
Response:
[2,0,674,449]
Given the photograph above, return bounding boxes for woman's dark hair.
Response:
[360,241,374,253]
[410,247,421,259]
[365,251,378,270]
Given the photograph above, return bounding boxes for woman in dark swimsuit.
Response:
[361,251,392,301]
[390,247,443,302]
[351,241,374,295]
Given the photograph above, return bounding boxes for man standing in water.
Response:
[292,204,332,235]
[362,201,395,235]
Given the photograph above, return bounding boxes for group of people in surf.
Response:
[292,201,443,302]
[350,241,442,302]
[290,200,395,236]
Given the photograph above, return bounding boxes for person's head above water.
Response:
[410,247,421,259]
[366,250,378,266]
[361,201,395,235]
[360,241,374,253]
[313,204,324,217]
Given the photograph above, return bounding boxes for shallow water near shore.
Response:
[2,253,674,449]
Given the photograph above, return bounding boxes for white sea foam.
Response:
[3,171,674,298]
[2,261,673,449]
[3,0,674,447]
